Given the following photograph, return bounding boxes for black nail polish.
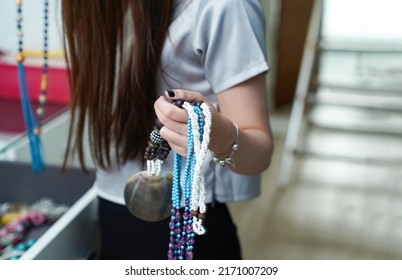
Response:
[167,89,175,97]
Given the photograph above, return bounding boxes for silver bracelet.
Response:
[210,122,239,168]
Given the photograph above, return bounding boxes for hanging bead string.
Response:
[144,99,186,176]
[168,111,195,260]
[181,106,196,260]
[36,0,50,134]
[167,101,212,260]
[15,0,49,172]
[168,153,182,260]
[183,102,212,236]
[144,119,171,176]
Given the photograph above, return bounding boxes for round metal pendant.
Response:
[124,171,172,222]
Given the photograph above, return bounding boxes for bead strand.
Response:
[187,104,202,213]
[144,100,185,176]
[35,0,49,135]
[144,120,171,176]
[15,0,45,172]
[181,102,211,236]
[167,153,182,260]
[181,106,196,260]
[182,102,201,213]
[198,102,212,215]
[16,0,24,63]
[167,99,212,259]
[190,105,205,235]
[191,103,211,235]
[168,111,195,260]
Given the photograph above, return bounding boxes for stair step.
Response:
[319,39,402,53]
[307,105,402,135]
[308,88,402,111]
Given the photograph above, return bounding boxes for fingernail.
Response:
[167,89,175,97]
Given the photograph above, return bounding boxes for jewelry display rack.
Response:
[0,1,96,260]
[0,111,98,260]
[277,0,402,188]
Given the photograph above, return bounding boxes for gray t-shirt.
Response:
[95,0,270,205]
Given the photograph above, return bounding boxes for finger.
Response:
[168,143,187,157]
[154,96,188,135]
[154,96,187,122]
[159,126,187,156]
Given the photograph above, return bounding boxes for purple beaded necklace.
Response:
[168,110,196,260]
[167,101,211,260]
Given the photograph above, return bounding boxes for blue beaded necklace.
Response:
[168,111,196,260]
[168,104,198,260]
[15,0,49,172]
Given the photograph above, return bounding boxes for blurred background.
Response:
[231,0,402,259]
[1,0,402,259]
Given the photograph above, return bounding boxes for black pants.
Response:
[98,197,242,260]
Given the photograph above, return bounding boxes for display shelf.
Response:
[0,162,97,260]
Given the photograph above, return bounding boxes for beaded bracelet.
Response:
[210,122,239,168]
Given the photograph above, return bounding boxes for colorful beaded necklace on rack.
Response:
[15,0,49,172]
[167,101,211,260]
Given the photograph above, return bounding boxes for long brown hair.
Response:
[61,0,173,172]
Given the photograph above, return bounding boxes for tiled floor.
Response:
[229,100,402,260]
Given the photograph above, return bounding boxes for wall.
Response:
[0,0,63,55]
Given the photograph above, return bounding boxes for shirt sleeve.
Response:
[193,0,270,94]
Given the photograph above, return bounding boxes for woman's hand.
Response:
[154,73,274,175]
[154,89,217,157]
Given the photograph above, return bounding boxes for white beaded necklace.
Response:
[182,102,212,235]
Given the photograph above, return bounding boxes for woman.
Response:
[62,0,273,260]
